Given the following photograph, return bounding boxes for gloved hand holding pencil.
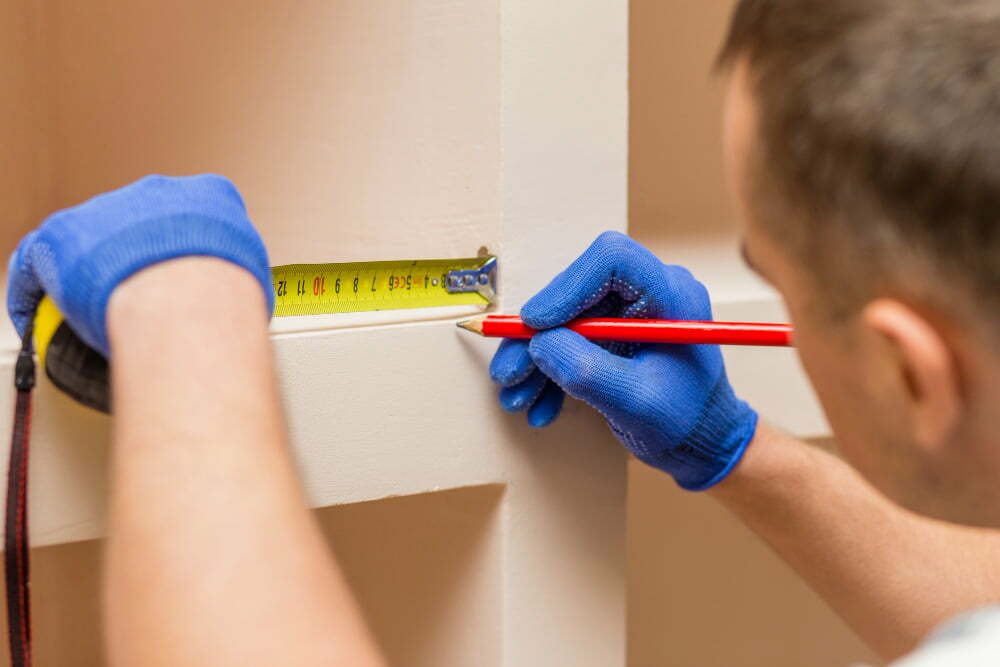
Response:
[489,231,758,491]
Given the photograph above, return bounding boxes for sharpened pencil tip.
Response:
[456,317,485,336]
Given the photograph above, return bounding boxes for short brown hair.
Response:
[718,0,1000,320]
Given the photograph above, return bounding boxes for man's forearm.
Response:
[710,422,1000,661]
[105,257,383,667]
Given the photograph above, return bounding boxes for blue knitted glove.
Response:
[7,174,274,357]
[489,231,758,491]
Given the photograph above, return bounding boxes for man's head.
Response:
[717,0,1000,525]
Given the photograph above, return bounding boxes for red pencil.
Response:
[457,314,794,347]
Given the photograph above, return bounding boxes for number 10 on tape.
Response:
[270,256,497,317]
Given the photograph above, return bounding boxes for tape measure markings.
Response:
[271,256,495,317]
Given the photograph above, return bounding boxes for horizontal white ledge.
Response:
[0,303,492,356]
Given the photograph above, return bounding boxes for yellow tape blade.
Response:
[270,257,491,317]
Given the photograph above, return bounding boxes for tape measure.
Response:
[271,255,496,316]
[31,254,498,413]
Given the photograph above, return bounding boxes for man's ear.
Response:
[862,299,962,451]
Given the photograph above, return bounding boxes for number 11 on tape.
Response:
[270,255,497,317]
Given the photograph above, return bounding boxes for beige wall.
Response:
[630,0,738,244]
[627,453,878,666]
[0,0,43,261]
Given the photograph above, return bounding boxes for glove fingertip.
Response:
[520,232,629,329]
[498,370,548,413]
[527,383,565,428]
[498,386,526,413]
[489,339,535,387]
[520,296,571,330]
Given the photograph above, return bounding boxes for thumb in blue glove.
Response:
[7,174,274,357]
[489,231,757,491]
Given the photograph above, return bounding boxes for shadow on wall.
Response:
[2,484,503,667]
[315,484,504,667]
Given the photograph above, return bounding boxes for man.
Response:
[8,1,1000,665]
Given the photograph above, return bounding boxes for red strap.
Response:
[5,336,34,667]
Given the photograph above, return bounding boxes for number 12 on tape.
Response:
[270,256,497,317]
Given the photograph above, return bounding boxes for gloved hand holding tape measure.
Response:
[6,174,275,411]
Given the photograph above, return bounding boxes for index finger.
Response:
[520,231,667,329]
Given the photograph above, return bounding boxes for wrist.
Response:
[707,420,812,502]
[70,214,272,355]
[668,380,758,492]
[108,257,270,350]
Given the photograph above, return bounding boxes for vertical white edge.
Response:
[498,1,629,665]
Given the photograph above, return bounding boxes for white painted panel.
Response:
[499,1,629,310]
[496,2,628,664]
[0,320,510,547]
